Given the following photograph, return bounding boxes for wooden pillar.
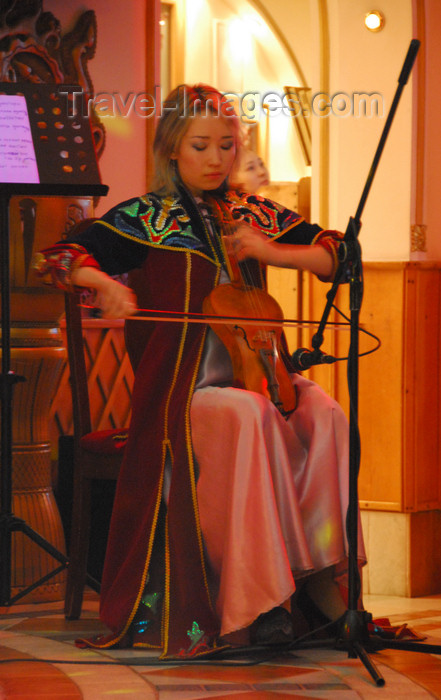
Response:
[6,330,66,602]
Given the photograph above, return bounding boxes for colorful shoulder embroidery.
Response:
[223,190,302,237]
[107,194,201,249]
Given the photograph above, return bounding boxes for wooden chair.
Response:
[63,289,128,619]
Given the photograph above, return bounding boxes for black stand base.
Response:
[339,610,385,687]
[0,513,68,606]
[290,609,441,687]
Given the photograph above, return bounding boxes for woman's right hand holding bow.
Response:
[71,266,137,319]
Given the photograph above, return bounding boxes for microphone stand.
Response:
[292,39,424,686]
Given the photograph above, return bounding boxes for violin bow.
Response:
[80,303,350,329]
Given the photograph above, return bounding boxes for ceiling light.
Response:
[365,11,385,32]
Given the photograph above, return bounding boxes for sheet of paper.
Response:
[0,94,40,183]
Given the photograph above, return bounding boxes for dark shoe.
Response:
[295,586,342,639]
[250,606,295,646]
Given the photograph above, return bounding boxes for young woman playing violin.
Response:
[36,84,366,658]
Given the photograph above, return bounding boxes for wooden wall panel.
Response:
[403,264,441,511]
[270,260,441,513]
[307,262,441,513]
[297,265,404,510]
[356,264,405,510]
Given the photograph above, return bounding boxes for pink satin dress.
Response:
[190,329,366,637]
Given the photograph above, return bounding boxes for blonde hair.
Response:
[151,84,241,195]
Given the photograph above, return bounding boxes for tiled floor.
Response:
[1,590,441,698]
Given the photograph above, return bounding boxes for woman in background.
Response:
[229,147,270,193]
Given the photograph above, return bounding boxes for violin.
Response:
[202,195,296,417]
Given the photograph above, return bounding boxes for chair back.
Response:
[64,290,92,440]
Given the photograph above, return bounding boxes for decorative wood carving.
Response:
[0,1,105,156]
[411,224,427,253]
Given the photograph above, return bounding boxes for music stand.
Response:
[0,83,108,605]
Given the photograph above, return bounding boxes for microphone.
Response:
[291,347,337,371]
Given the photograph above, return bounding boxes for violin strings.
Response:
[213,197,272,344]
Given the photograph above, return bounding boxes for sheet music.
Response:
[0,95,39,183]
